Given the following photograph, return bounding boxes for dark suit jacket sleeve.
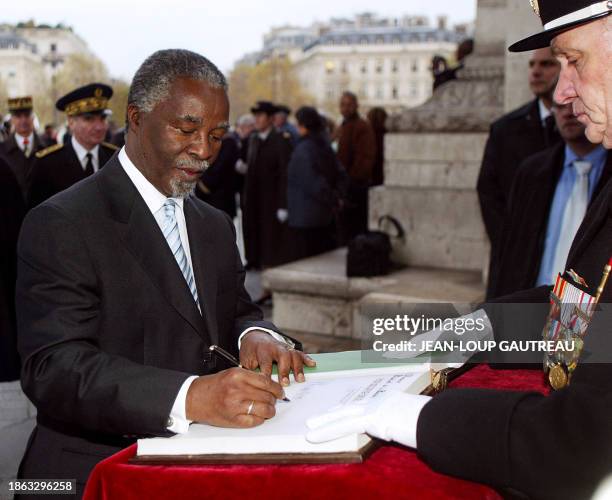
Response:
[277,136,292,210]
[352,121,376,183]
[417,294,612,499]
[201,138,239,192]
[17,203,192,437]
[477,123,505,247]
[417,365,612,499]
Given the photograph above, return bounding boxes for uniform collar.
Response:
[15,132,34,150]
[71,135,100,164]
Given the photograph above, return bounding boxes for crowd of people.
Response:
[195,92,386,269]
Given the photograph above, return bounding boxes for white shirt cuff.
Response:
[238,327,293,350]
[167,375,198,434]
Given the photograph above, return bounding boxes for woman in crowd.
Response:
[286,106,347,261]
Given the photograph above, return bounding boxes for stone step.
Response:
[264,248,485,340]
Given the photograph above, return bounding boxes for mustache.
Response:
[175,157,210,171]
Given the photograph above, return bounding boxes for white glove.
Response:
[276,208,288,223]
[306,390,431,449]
[235,159,248,174]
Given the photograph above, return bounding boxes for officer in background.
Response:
[1,96,45,202]
[243,100,293,269]
[28,83,118,208]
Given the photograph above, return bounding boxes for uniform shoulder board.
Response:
[35,143,64,159]
[101,141,119,151]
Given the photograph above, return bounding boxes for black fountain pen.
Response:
[209,345,290,402]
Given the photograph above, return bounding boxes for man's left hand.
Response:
[240,331,316,386]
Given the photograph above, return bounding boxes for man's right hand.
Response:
[185,368,285,427]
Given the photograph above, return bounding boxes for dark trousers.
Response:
[339,181,369,244]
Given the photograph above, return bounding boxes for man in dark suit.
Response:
[1,96,45,202]
[477,47,561,298]
[28,83,118,208]
[495,102,612,297]
[307,3,612,498]
[242,100,293,269]
[195,132,240,218]
[0,156,25,382]
[16,49,313,497]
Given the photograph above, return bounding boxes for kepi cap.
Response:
[56,83,113,117]
[250,101,278,115]
[509,0,612,52]
[8,96,33,113]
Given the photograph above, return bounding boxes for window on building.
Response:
[411,60,418,72]
[391,60,399,73]
[376,86,383,99]
[360,36,368,45]
[375,59,383,73]
[341,61,348,74]
[392,35,401,44]
[392,86,399,100]
[360,61,367,74]
[410,84,418,97]
[375,36,384,44]
[326,87,335,99]
[359,85,367,99]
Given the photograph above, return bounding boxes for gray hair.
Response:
[236,113,255,127]
[128,49,228,115]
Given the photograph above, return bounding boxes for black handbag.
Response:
[346,215,405,277]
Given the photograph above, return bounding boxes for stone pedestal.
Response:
[370,132,489,271]
[263,249,484,340]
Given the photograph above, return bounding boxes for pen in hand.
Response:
[209,345,291,402]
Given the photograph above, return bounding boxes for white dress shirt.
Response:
[117,147,287,433]
[15,132,34,155]
[538,98,552,125]
[72,136,101,173]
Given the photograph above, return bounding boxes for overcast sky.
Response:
[2,0,476,80]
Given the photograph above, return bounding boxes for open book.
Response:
[135,352,462,463]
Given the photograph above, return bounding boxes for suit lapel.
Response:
[96,157,209,341]
[567,152,612,267]
[184,198,219,346]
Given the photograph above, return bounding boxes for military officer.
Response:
[1,96,45,201]
[28,83,118,208]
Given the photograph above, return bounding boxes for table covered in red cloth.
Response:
[83,365,548,500]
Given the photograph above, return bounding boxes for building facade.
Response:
[0,22,95,99]
[241,13,471,115]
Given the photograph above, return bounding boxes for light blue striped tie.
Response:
[161,199,199,306]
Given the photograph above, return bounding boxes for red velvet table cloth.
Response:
[83,365,549,500]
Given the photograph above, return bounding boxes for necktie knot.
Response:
[573,160,592,177]
[163,199,176,219]
[23,137,29,146]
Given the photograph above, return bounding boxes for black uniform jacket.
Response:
[1,132,45,201]
[417,173,612,500]
[28,140,117,208]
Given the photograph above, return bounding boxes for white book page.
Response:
[138,369,431,456]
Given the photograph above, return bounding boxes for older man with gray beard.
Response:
[16,49,313,498]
